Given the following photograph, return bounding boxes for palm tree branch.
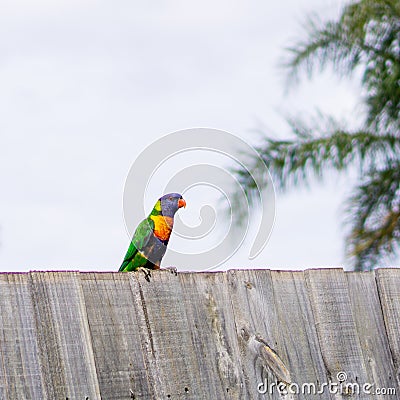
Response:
[284,2,400,82]
[345,161,400,270]
[237,127,399,194]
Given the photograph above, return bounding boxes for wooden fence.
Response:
[0,269,399,399]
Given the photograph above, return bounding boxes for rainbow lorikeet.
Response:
[119,193,186,273]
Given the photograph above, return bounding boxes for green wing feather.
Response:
[119,218,155,272]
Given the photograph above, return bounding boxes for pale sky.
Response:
[2,0,384,273]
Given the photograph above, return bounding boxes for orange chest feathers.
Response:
[150,215,174,241]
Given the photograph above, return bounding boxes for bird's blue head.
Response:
[159,193,186,217]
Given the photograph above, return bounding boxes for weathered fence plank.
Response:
[131,270,217,399]
[29,271,100,400]
[178,271,245,399]
[375,269,400,387]
[81,272,153,400]
[346,272,398,399]
[269,270,332,400]
[227,269,292,400]
[0,274,44,400]
[305,269,373,400]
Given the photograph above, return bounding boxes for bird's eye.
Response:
[169,196,173,200]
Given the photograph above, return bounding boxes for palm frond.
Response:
[284,18,359,82]
[345,161,400,270]
[285,0,400,88]
[235,122,399,193]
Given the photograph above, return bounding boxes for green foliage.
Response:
[236,0,400,270]
[345,161,400,270]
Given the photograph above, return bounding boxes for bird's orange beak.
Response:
[178,198,186,208]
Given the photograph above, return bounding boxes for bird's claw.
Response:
[137,267,151,282]
[163,266,178,276]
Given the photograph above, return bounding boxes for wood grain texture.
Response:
[29,271,100,400]
[80,272,153,400]
[0,269,398,400]
[375,269,400,387]
[178,271,245,399]
[227,269,290,400]
[227,269,337,400]
[0,273,44,400]
[269,270,332,399]
[305,268,375,400]
[131,269,215,399]
[346,272,398,399]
